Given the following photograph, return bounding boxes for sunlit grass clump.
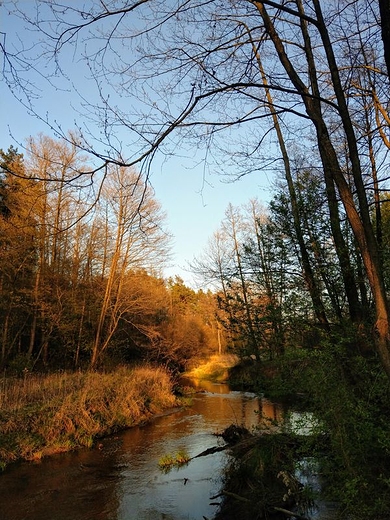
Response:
[0,366,178,468]
[158,449,191,472]
[185,354,238,382]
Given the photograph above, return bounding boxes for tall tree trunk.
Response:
[253,43,329,327]
[1,312,10,365]
[28,268,41,358]
[379,0,390,79]
[257,0,390,377]
[227,204,260,359]
[296,0,362,323]
[312,0,390,373]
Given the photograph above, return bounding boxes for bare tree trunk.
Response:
[1,312,10,365]
[252,41,329,327]
[75,298,86,368]
[28,268,40,358]
[226,204,260,359]
[297,0,362,323]
[257,0,390,377]
[312,0,390,371]
[379,0,390,78]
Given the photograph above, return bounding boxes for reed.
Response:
[0,366,178,469]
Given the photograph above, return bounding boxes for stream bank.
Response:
[0,366,178,469]
[0,379,283,520]
[0,375,339,520]
[225,353,390,520]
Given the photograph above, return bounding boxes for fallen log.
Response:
[192,445,228,459]
[210,490,251,503]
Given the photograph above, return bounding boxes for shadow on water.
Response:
[0,380,335,520]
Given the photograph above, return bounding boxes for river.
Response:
[0,379,336,520]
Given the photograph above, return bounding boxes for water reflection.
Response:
[0,381,282,520]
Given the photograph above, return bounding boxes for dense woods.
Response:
[0,139,223,372]
[3,0,389,370]
[4,136,389,374]
[2,0,390,517]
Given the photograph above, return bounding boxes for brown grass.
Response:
[0,366,178,468]
[185,354,239,382]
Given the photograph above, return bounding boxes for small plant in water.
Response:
[158,449,190,472]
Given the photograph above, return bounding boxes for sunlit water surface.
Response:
[0,380,336,520]
[0,380,280,520]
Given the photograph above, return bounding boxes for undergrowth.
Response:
[225,329,390,520]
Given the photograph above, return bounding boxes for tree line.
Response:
[3,134,390,375]
[194,177,390,362]
[0,138,223,372]
[2,0,390,377]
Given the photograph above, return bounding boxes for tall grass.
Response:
[0,366,178,468]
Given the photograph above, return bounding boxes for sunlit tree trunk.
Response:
[257,0,390,377]
[90,165,170,367]
[224,204,260,360]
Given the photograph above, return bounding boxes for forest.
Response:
[3,136,389,375]
[0,139,224,371]
[1,0,390,518]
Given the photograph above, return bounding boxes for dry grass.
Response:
[185,354,239,382]
[0,366,178,468]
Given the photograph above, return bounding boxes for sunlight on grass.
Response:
[0,366,178,468]
[185,354,239,382]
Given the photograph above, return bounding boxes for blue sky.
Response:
[1,2,274,286]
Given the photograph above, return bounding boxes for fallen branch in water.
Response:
[222,490,251,503]
[210,490,251,503]
[192,445,228,458]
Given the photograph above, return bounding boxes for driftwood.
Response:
[210,492,310,520]
[210,490,251,503]
[192,424,252,459]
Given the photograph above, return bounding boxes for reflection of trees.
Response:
[0,444,122,520]
[239,396,282,427]
[0,387,285,519]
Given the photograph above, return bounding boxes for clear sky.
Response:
[1,2,274,287]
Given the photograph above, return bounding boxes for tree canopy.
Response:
[2,0,390,374]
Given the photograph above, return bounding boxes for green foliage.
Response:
[282,344,390,517]
[228,323,390,518]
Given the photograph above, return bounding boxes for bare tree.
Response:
[2,0,390,373]
[90,164,171,366]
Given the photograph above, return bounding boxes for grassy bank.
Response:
[185,354,239,382]
[0,366,178,469]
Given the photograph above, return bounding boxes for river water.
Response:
[0,379,336,520]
